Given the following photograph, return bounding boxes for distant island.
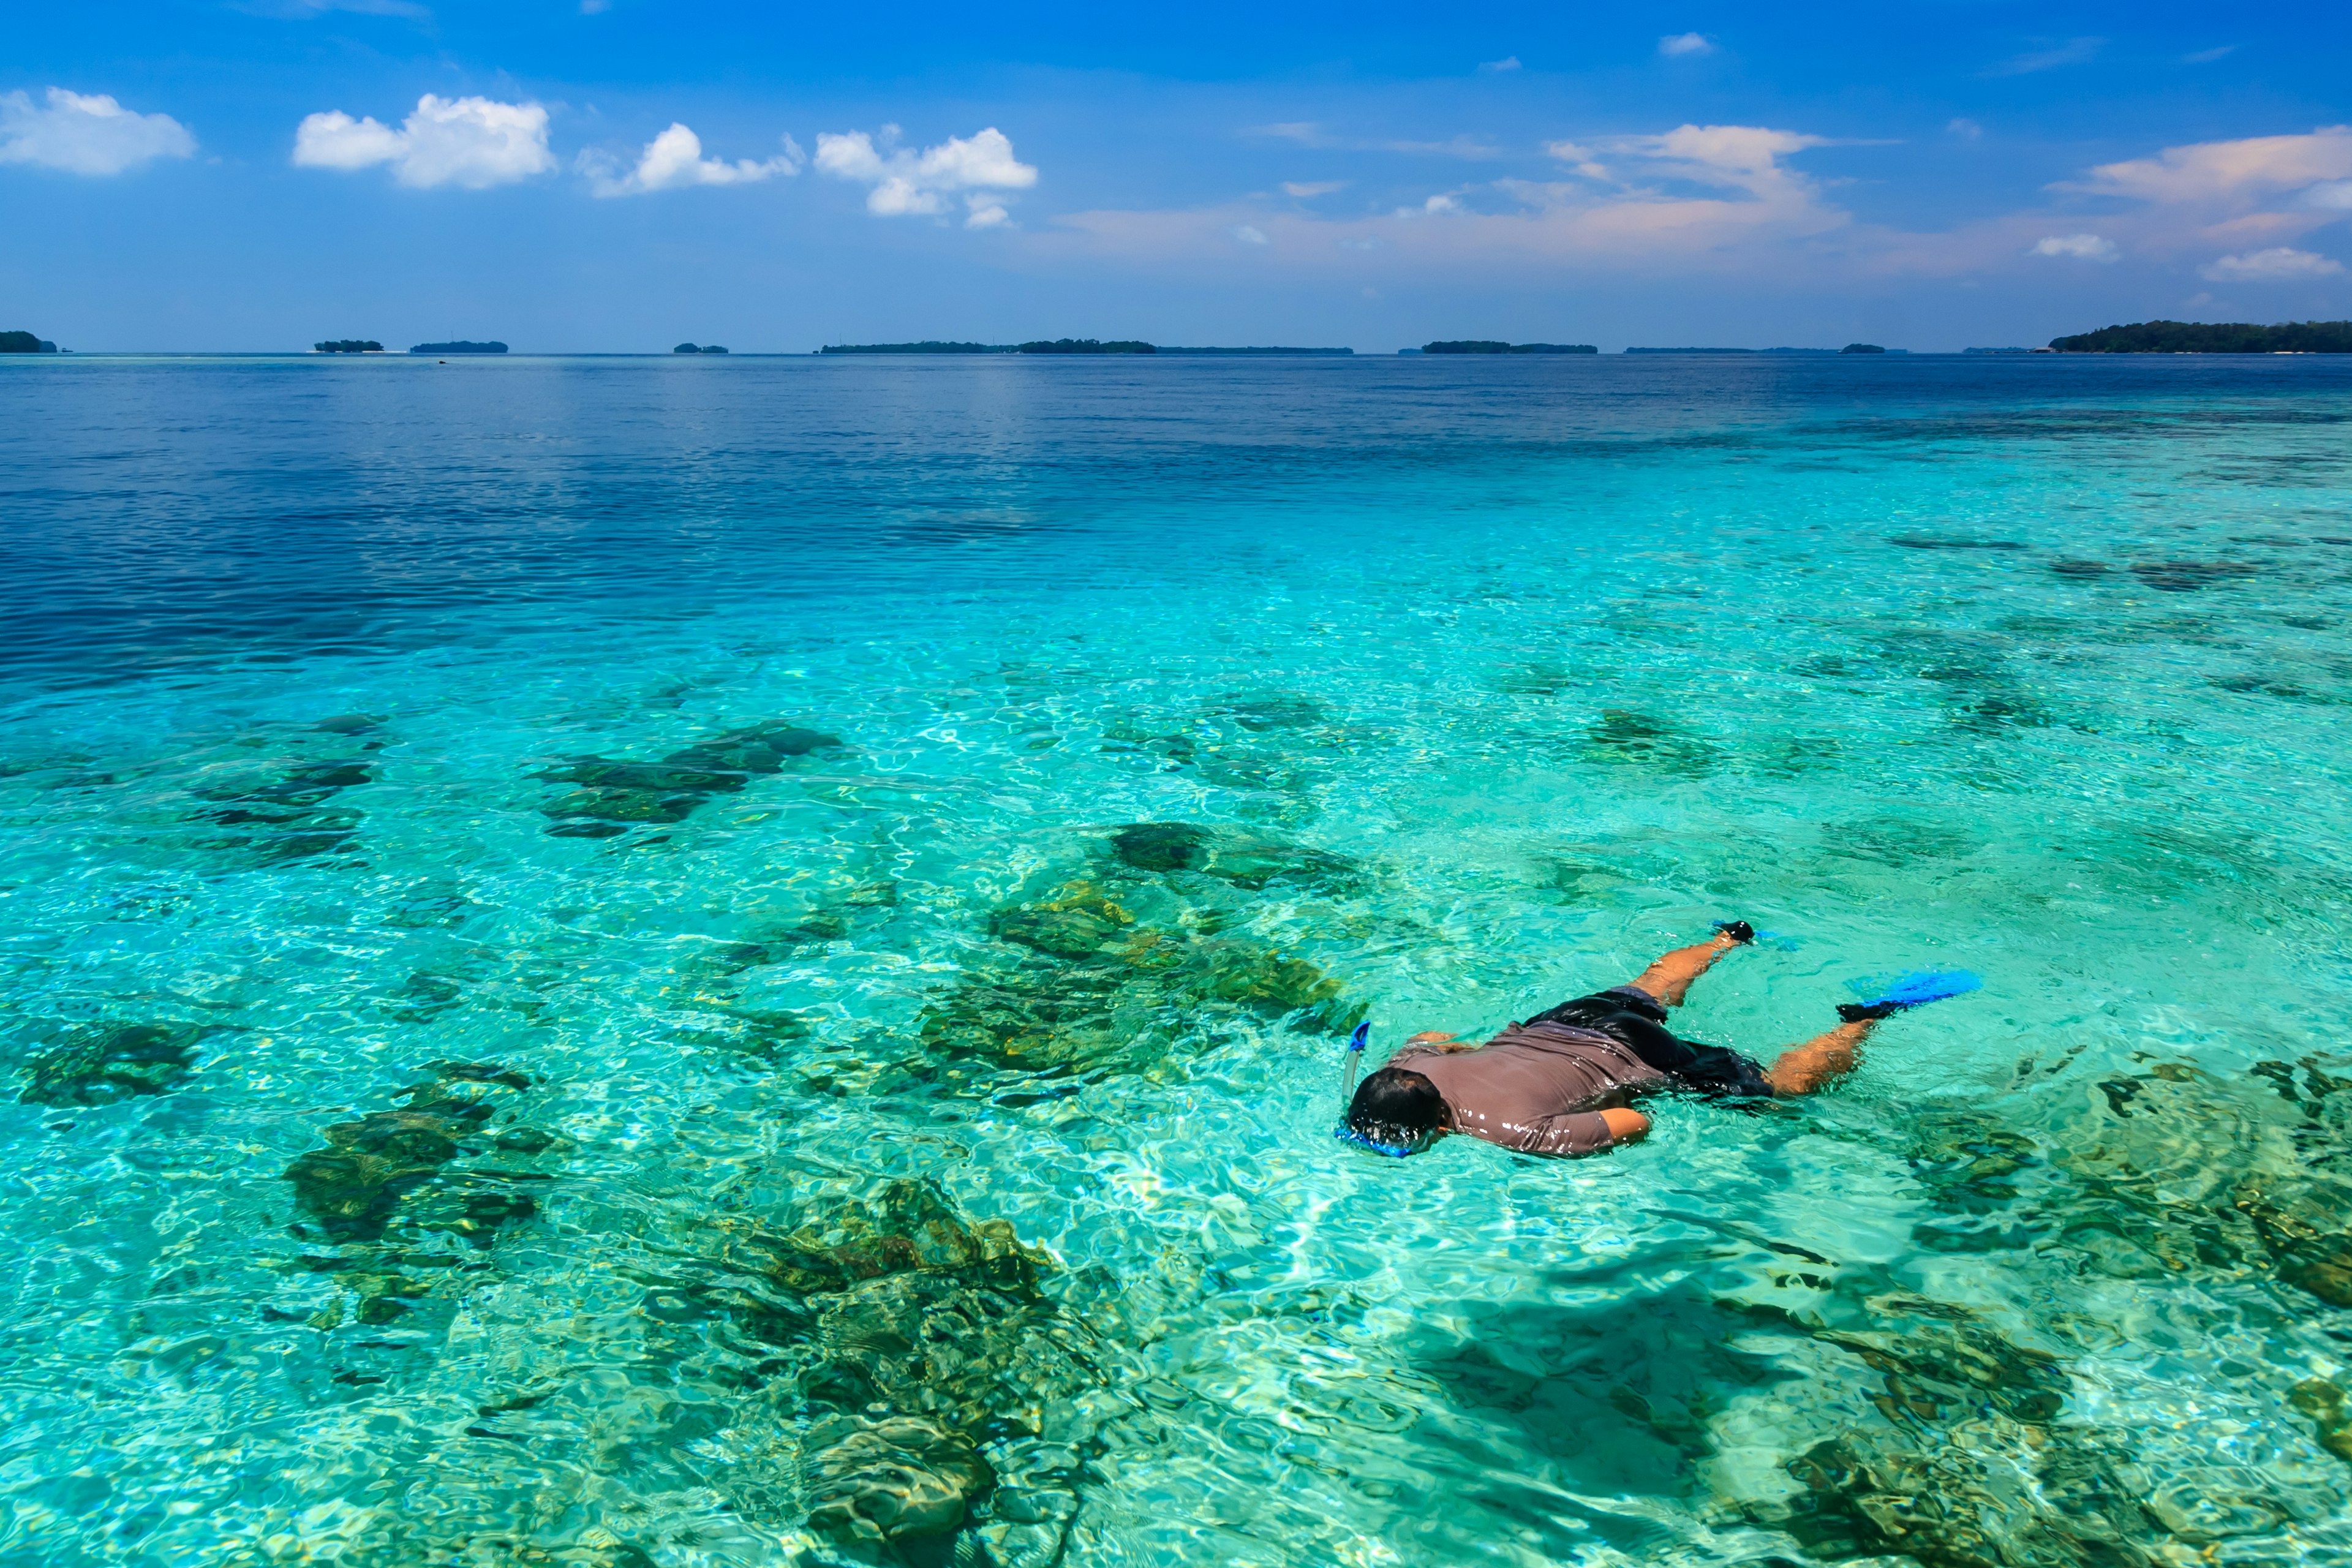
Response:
[314,340,382,354]
[1423,341,1596,354]
[1157,346,1352,356]
[821,339,1158,355]
[410,341,508,355]
[1624,345,1907,355]
[1,330,59,354]
[2048,319,2352,353]
[674,342,729,354]
[816,340,1354,356]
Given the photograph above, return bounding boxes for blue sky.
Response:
[6,1,2350,351]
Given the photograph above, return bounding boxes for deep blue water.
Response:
[4,353,2352,1566]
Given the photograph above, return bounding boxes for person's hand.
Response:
[1407,1030,1473,1052]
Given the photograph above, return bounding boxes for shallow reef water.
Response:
[5,353,2352,1566]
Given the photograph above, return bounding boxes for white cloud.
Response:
[1231,224,1269,245]
[252,0,429,15]
[1480,56,1522,72]
[2032,233,2117,261]
[1988,37,2104,75]
[581,123,801,197]
[1571,124,1830,202]
[2075,126,2352,203]
[0,87,195,175]
[1281,181,1344,198]
[1053,121,1845,279]
[1947,118,1983,140]
[2199,247,2344,282]
[813,124,1036,227]
[1246,122,1501,159]
[238,0,429,16]
[1659,32,1715,58]
[2182,45,2235,64]
[294,94,554,189]
[2307,181,2352,210]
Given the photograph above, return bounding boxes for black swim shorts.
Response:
[1523,985,1775,1098]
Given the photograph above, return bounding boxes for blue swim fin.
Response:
[1840,969,1981,1020]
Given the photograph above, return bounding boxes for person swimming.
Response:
[1339,922,1974,1158]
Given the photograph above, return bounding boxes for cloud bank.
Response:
[2032,233,2117,261]
[2199,247,2343,282]
[814,125,1036,228]
[1658,33,1715,58]
[581,123,802,197]
[0,88,195,175]
[293,94,554,189]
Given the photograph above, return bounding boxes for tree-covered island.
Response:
[314,340,383,353]
[1,330,59,353]
[1423,341,1597,354]
[821,339,1159,354]
[2050,320,2352,353]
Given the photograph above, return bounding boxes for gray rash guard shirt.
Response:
[1384,1021,1666,1157]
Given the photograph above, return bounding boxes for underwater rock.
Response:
[1749,1297,2181,1568]
[2129,560,2259,593]
[664,722,842,773]
[1106,822,1361,892]
[2290,1378,2352,1464]
[18,1022,208,1106]
[1887,535,2027,551]
[2237,1187,2352,1308]
[916,873,1352,1080]
[992,897,1134,960]
[1579,709,1721,777]
[805,1415,994,1545]
[537,720,843,835]
[788,881,900,943]
[283,1061,543,1245]
[193,756,375,862]
[678,1180,1101,1551]
[1205,693,1326,731]
[1904,1111,2045,1253]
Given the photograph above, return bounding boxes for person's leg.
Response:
[1764,1018,1877,1095]
[1630,921,1753,1008]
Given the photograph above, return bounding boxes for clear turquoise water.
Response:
[5,354,2352,1567]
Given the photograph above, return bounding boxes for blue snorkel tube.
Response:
[1331,1020,1418,1158]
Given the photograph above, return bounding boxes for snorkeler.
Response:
[1339,922,1976,1158]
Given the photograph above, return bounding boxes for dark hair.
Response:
[1344,1067,1447,1153]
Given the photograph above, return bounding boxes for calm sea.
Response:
[5,353,2351,1566]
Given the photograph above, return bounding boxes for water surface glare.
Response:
[5,354,2352,1567]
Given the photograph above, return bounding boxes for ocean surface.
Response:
[5,352,2352,1568]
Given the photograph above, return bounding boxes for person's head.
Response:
[1343,1066,1447,1155]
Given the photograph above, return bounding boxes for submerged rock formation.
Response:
[283,1060,551,1250]
[535,719,844,837]
[18,1022,213,1106]
[651,1178,1114,1558]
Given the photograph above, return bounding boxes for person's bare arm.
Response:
[1599,1107,1651,1144]
[1631,921,1753,1008]
[1764,1018,1877,1095]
